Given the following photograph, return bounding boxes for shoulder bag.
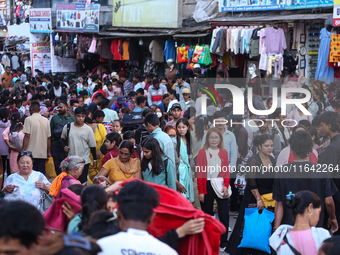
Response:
[283,235,302,255]
[37,190,54,213]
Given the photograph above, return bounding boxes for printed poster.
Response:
[56,3,99,33]
[29,8,52,33]
[30,33,51,76]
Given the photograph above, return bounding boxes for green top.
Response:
[67,213,81,234]
[142,156,177,190]
[50,112,75,147]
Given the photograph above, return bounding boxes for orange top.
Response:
[122,41,129,61]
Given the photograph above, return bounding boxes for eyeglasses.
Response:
[209,136,220,141]
[119,150,131,157]
[19,151,32,157]
[169,134,176,138]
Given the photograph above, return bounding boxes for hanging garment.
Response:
[210,28,220,53]
[315,28,335,83]
[111,39,122,60]
[88,37,97,53]
[99,40,113,60]
[11,55,20,70]
[262,27,287,55]
[149,39,164,63]
[122,40,129,61]
[211,29,224,55]
[164,38,176,62]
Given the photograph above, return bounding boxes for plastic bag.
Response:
[9,132,23,151]
[46,157,57,180]
[4,186,22,201]
[238,208,275,253]
[198,45,213,66]
[192,45,205,63]
[176,44,189,63]
[186,46,195,70]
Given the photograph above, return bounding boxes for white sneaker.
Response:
[228,227,232,232]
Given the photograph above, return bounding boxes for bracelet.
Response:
[257,200,263,203]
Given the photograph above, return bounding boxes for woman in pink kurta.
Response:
[2,113,24,174]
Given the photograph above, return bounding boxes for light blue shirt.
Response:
[133,106,143,113]
[151,127,175,165]
[201,127,237,170]
[102,108,119,122]
[134,82,144,92]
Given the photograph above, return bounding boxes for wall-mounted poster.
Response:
[29,8,52,33]
[30,33,51,76]
[56,3,100,33]
[219,0,285,12]
[286,0,333,9]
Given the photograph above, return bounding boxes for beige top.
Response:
[23,113,51,159]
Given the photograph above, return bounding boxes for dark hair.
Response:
[99,99,109,109]
[152,78,159,85]
[213,111,226,120]
[70,99,79,107]
[307,126,321,146]
[175,74,182,79]
[128,91,137,98]
[0,201,45,248]
[30,101,41,113]
[312,115,321,128]
[111,78,118,83]
[142,108,152,118]
[113,119,123,128]
[78,185,108,231]
[117,180,159,222]
[134,73,141,80]
[94,92,104,100]
[176,118,191,156]
[194,115,209,141]
[136,88,144,95]
[119,140,134,155]
[119,74,127,79]
[272,108,282,119]
[155,107,165,122]
[67,184,85,196]
[85,116,93,124]
[105,132,122,147]
[319,236,340,255]
[10,113,21,132]
[298,119,311,128]
[119,107,131,115]
[0,107,9,122]
[144,113,160,127]
[319,111,340,133]
[123,130,135,141]
[85,210,119,239]
[253,134,274,149]
[162,94,170,101]
[74,107,86,115]
[169,90,176,96]
[292,124,308,133]
[332,100,340,109]
[286,190,321,219]
[91,74,99,81]
[136,96,146,106]
[141,137,165,176]
[289,130,313,159]
[93,110,105,120]
[314,89,326,104]
[266,97,273,105]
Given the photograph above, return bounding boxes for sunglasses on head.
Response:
[19,151,32,157]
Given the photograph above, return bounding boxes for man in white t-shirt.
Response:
[97,181,178,255]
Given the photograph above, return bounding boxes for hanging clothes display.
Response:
[315,28,335,83]
[149,39,164,63]
[111,39,122,61]
[164,38,176,62]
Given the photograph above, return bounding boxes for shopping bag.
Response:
[198,45,213,66]
[192,45,205,63]
[238,208,275,253]
[176,44,189,63]
[46,157,57,180]
[186,46,195,70]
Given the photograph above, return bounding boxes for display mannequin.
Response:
[165,59,177,82]
[248,63,262,97]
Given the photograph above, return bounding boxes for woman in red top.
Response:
[197,127,230,250]
[101,132,122,166]
[91,82,106,102]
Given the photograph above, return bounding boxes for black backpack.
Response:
[52,118,72,140]
[122,112,143,131]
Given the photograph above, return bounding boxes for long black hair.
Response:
[10,113,21,132]
[0,107,9,123]
[78,185,108,231]
[195,115,209,141]
[141,137,166,176]
[176,118,191,156]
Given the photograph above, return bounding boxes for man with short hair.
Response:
[17,67,27,82]
[61,107,97,184]
[144,73,153,91]
[120,74,133,98]
[148,78,167,106]
[318,111,340,234]
[133,73,144,92]
[100,99,118,122]
[167,89,179,113]
[134,96,146,113]
[0,201,45,255]
[97,181,178,255]
[88,93,104,119]
[144,113,175,165]
[1,66,12,89]
[49,80,66,100]
[166,103,182,127]
[22,101,51,175]
[174,74,190,102]
[50,101,75,175]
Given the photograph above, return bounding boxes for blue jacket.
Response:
[111,101,129,111]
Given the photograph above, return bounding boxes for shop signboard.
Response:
[219,0,285,12]
[0,0,6,9]
[286,0,333,9]
[334,0,340,26]
[112,0,180,28]
[56,3,100,33]
[30,33,51,76]
[29,8,52,33]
